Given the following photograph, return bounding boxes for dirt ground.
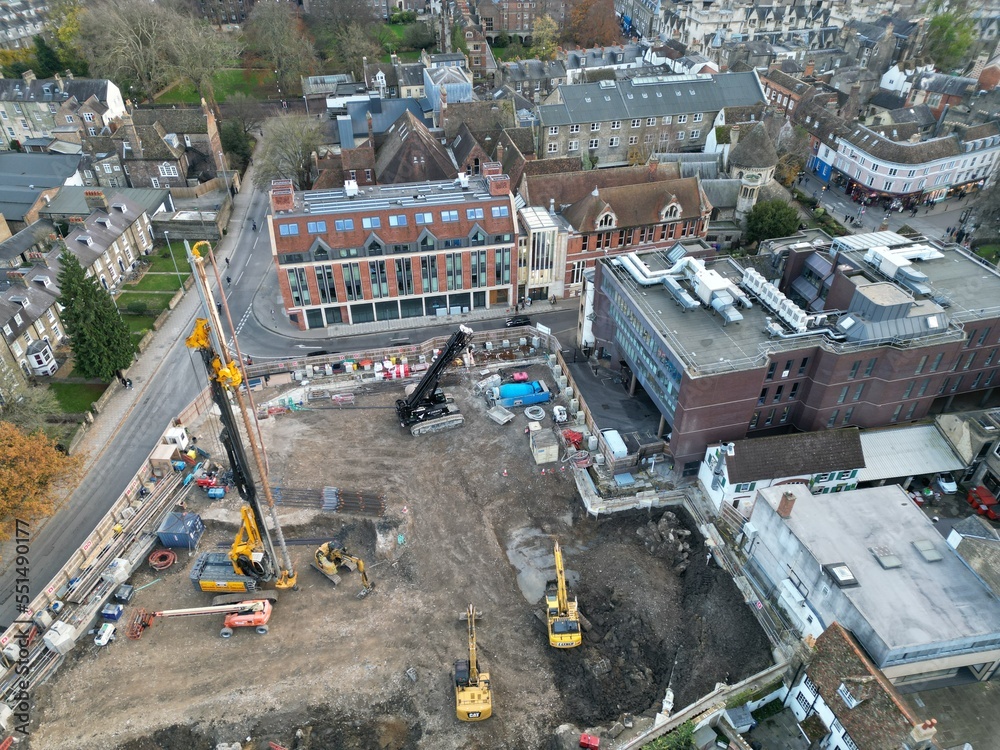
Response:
[26,368,772,750]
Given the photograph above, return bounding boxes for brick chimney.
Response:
[909,719,937,750]
[84,189,109,213]
[270,179,296,213]
[804,60,815,77]
[777,491,796,519]
[730,125,741,147]
[648,154,660,179]
[482,161,502,177]
[53,72,64,93]
[21,69,36,84]
[486,174,510,197]
[495,141,504,164]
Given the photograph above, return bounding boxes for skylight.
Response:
[871,545,902,570]
[912,539,943,562]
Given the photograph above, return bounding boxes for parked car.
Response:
[935,472,958,494]
[505,315,531,328]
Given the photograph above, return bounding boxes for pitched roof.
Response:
[538,72,765,127]
[346,98,429,138]
[62,195,146,269]
[808,623,917,750]
[725,427,865,483]
[502,59,567,82]
[562,177,706,232]
[133,106,211,134]
[0,76,112,106]
[700,179,740,210]
[883,103,935,128]
[0,270,61,344]
[442,99,516,140]
[910,72,977,97]
[762,68,812,96]
[522,162,683,210]
[953,535,1000,596]
[38,187,170,219]
[0,219,58,266]
[840,124,962,165]
[374,110,458,184]
[869,91,907,111]
[728,121,778,169]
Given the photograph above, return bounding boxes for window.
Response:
[611,120,621,129]
[590,122,600,131]
[646,117,656,126]
[334,219,353,231]
[150,178,160,189]
[798,357,809,376]
[631,119,641,128]
[750,412,759,428]
[308,221,328,233]
[628,136,638,145]
[547,142,559,154]
[365,169,372,181]
[677,114,688,124]
[903,381,915,399]
[87,127,96,136]
[389,214,407,226]
[789,382,799,400]
[278,223,300,236]
[915,355,928,374]
[609,137,620,147]
[690,130,700,140]
[467,208,484,220]
[662,116,672,125]
[827,410,839,427]
[766,362,777,380]
[158,163,179,178]
[569,124,580,133]
[929,352,944,372]
[568,140,579,151]
[362,217,381,229]
[589,138,600,149]
[676,132,685,140]
[892,404,903,422]
[693,113,703,123]
[773,385,783,403]
[848,360,861,379]
[415,212,433,224]
[548,126,559,135]
[864,357,877,377]
[837,386,849,404]
[758,388,768,406]
[492,205,509,218]
[440,210,458,222]
[65,115,74,123]
[852,384,864,401]
[103,164,112,174]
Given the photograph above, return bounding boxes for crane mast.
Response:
[186,241,297,590]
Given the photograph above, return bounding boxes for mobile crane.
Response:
[395,325,474,436]
[454,603,492,721]
[312,543,375,598]
[126,598,273,639]
[545,541,583,649]
[185,240,297,593]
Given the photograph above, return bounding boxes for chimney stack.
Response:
[495,141,504,164]
[909,719,938,750]
[804,59,815,77]
[730,125,741,147]
[777,491,796,519]
[21,69,36,84]
[549,198,555,215]
[83,189,110,213]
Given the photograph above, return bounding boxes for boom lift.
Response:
[545,541,583,649]
[312,543,375,598]
[395,325,474,436]
[126,598,273,639]
[184,240,297,592]
[454,603,492,721]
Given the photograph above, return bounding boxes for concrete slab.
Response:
[744,707,808,750]
[901,680,1000,750]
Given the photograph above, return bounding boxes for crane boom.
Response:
[395,325,474,433]
[185,241,296,590]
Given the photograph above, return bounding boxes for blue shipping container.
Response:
[156,512,205,548]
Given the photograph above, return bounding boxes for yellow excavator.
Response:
[312,543,375,598]
[455,604,492,721]
[545,541,583,648]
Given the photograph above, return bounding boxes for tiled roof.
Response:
[442,100,515,140]
[763,68,811,96]
[133,106,211,135]
[841,124,962,165]
[910,72,977,97]
[62,195,146,269]
[728,121,778,169]
[0,271,60,344]
[0,76,112,105]
[869,91,907,111]
[954,536,1000,596]
[522,162,683,210]
[808,623,917,750]
[725,427,865,483]
[562,177,706,232]
[502,59,566,82]
[538,72,765,127]
[0,219,58,265]
[700,179,740,210]
[883,104,935,128]
[374,110,457,184]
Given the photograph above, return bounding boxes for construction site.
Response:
[18,348,773,750]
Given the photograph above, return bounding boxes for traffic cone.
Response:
[541,468,546,475]
[502,468,507,477]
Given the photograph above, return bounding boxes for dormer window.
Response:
[597,212,616,228]
[76,235,93,246]
[662,202,681,220]
[837,682,861,709]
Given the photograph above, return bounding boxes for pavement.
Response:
[743,707,808,750]
[902,679,1000,750]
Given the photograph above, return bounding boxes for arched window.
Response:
[314,247,329,261]
[597,213,615,228]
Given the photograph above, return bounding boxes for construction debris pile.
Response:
[635,511,695,571]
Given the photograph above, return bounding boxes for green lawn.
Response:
[379,50,422,64]
[157,69,279,104]
[49,382,107,413]
[129,273,184,292]
[382,23,408,42]
[146,244,189,273]
[976,244,1000,263]
[116,291,173,314]
[124,314,158,335]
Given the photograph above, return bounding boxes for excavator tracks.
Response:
[410,413,465,436]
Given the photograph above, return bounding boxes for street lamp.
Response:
[217,151,231,197]
[303,95,309,117]
[164,230,182,286]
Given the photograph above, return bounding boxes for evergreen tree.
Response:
[57,250,135,381]
[32,35,62,78]
[745,199,801,246]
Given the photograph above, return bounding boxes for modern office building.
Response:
[586,231,1000,474]
[268,168,517,329]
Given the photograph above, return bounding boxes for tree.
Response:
[163,19,242,109]
[77,0,177,101]
[307,0,378,32]
[223,92,265,138]
[334,23,386,82]
[971,180,1000,242]
[221,120,252,170]
[531,15,559,61]
[32,35,63,78]
[745,199,801,246]
[0,387,60,434]
[403,22,437,51]
[565,0,620,48]
[923,0,975,72]
[452,24,469,55]
[0,422,79,542]
[252,116,322,191]
[774,121,810,187]
[46,0,89,75]
[57,250,136,381]
[245,1,318,93]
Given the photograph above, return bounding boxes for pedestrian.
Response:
[247,356,253,366]
[270,308,275,317]
[225,257,230,266]
[248,157,254,166]
[845,214,850,224]
[216,302,222,314]
[126,378,133,390]
[264,374,271,385]
[226,275,232,286]
[120,376,127,388]
[251,220,257,232]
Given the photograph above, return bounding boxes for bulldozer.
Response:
[312,543,375,599]
[454,603,492,721]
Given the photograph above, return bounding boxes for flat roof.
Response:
[856,424,965,483]
[287,177,509,218]
[757,484,1000,649]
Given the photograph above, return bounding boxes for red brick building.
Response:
[269,167,518,329]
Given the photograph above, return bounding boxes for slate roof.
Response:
[725,427,865,484]
[763,68,811,96]
[538,72,765,127]
[346,98,429,137]
[562,177,706,232]
[883,104,935,128]
[112,122,185,161]
[397,63,426,88]
[503,59,567,82]
[700,179,740,210]
[133,107,210,134]
[728,121,778,169]
[869,91,907,111]
[960,121,1000,141]
[910,72,977,97]
[451,122,484,165]
[0,153,82,222]
[0,76,113,106]
[807,623,918,750]
[62,195,147,269]
[522,162,684,210]
[442,100,515,141]
[0,270,61,346]
[0,219,58,266]
[954,536,1000,596]
[722,103,767,125]
[841,124,963,164]
[374,110,457,184]
[38,187,171,220]
[563,44,644,71]
[951,515,1000,541]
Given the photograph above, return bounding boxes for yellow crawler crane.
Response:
[545,541,582,648]
[454,604,492,721]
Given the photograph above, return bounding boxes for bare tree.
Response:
[334,23,385,82]
[253,115,323,191]
[244,2,318,93]
[77,0,177,101]
[222,92,265,138]
[164,20,242,109]
[307,0,378,31]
